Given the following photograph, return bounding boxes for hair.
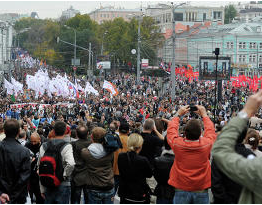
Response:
[19,129,26,139]
[143,118,155,131]
[92,127,106,143]
[4,119,20,138]
[76,125,88,139]
[0,123,3,132]
[184,119,202,140]
[119,122,129,134]
[154,119,165,133]
[127,133,144,152]
[245,129,260,150]
[54,121,66,136]
[37,128,44,136]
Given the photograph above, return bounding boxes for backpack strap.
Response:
[43,140,68,154]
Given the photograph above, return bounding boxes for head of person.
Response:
[91,127,106,144]
[37,128,44,136]
[109,122,116,133]
[30,132,41,146]
[127,133,144,153]
[184,119,202,140]
[54,121,66,138]
[4,119,20,138]
[143,118,155,133]
[76,125,88,140]
[245,129,260,150]
[119,122,130,135]
[18,129,27,140]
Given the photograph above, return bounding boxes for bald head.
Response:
[30,132,41,145]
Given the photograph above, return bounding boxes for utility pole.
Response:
[88,42,91,79]
[171,2,176,101]
[74,29,76,80]
[137,9,141,85]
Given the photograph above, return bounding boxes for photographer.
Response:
[167,105,217,204]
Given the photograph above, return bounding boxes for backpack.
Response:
[103,132,122,153]
[39,140,68,188]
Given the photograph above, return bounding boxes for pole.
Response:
[214,48,219,122]
[171,3,176,101]
[73,29,76,81]
[88,42,91,79]
[137,13,141,85]
[101,33,104,55]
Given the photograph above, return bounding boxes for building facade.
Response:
[88,6,142,24]
[61,6,80,20]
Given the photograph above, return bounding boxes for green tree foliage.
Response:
[224,5,237,24]
[14,14,164,70]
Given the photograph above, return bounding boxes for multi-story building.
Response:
[88,6,142,24]
[146,4,224,35]
[0,13,29,23]
[185,17,262,73]
[61,6,80,20]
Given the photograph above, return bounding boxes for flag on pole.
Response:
[11,94,15,102]
[102,80,119,96]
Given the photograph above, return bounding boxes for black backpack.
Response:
[103,132,122,153]
[39,140,68,188]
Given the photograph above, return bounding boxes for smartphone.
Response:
[190,106,198,112]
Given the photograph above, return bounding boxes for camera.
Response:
[190,105,198,112]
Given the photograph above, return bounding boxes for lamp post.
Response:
[64,25,77,80]
[101,31,108,55]
[137,13,141,85]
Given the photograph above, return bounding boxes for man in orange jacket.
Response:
[167,105,216,204]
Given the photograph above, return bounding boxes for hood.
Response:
[88,143,107,159]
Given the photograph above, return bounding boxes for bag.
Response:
[103,132,122,153]
[39,140,68,188]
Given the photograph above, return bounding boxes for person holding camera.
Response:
[167,105,216,204]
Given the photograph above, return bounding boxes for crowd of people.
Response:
[1,50,262,204]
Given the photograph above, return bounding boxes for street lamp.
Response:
[64,25,77,80]
[101,31,108,55]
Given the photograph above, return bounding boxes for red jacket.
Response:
[167,116,216,191]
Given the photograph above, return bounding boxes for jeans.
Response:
[71,184,89,204]
[173,190,209,204]
[88,188,114,204]
[44,185,71,204]
[114,175,120,196]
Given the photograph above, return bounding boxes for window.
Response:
[174,13,183,21]
[260,42,262,49]
[239,42,246,49]
[239,54,246,62]
[226,42,233,49]
[259,55,262,63]
[100,14,103,18]
[249,54,256,63]
[203,13,206,21]
[249,42,257,49]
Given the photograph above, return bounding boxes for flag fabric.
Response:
[103,80,119,96]
[11,94,15,102]
[4,78,14,95]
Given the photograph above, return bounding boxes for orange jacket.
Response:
[113,133,129,175]
[167,116,216,191]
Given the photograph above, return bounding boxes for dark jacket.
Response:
[140,132,164,166]
[71,138,92,186]
[0,138,31,203]
[153,150,175,200]
[81,143,114,191]
[211,143,255,204]
[118,151,153,200]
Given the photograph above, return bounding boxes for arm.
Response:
[153,126,164,140]
[61,144,75,179]
[202,116,217,142]
[212,90,262,193]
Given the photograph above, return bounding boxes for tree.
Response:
[224,5,237,24]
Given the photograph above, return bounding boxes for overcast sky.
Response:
[0,0,241,19]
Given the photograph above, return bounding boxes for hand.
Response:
[177,105,190,116]
[242,90,262,118]
[195,105,208,118]
[0,193,10,204]
[41,193,45,200]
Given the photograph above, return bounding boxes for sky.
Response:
[0,0,243,19]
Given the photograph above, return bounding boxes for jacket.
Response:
[81,143,114,191]
[113,133,129,175]
[118,151,153,200]
[153,149,175,200]
[212,116,262,203]
[0,138,31,203]
[211,144,255,204]
[37,139,75,194]
[71,138,92,186]
[167,116,216,191]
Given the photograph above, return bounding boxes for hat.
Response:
[119,122,130,134]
